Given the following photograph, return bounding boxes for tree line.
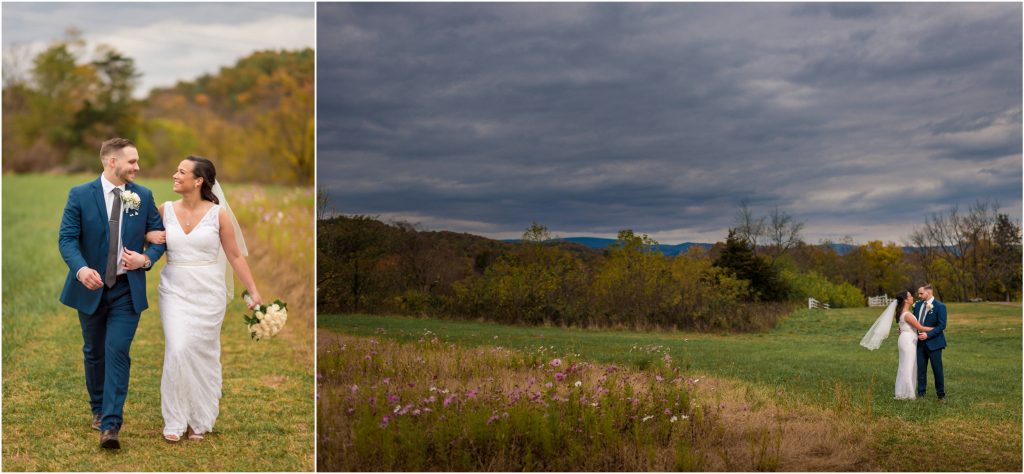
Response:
[317,201,1020,332]
[3,29,313,185]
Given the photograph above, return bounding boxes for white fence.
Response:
[867,295,892,307]
[808,297,830,310]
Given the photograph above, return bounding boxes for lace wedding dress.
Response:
[157,202,226,437]
[895,312,918,399]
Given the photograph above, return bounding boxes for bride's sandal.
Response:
[163,433,181,443]
[186,427,204,441]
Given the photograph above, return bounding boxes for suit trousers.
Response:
[916,342,945,398]
[78,276,140,431]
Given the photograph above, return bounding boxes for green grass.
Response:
[320,303,1022,471]
[3,174,313,471]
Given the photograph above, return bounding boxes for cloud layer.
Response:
[319,3,1021,243]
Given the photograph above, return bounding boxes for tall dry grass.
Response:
[231,185,314,363]
[317,332,876,471]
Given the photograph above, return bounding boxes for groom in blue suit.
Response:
[59,138,166,449]
[915,284,947,401]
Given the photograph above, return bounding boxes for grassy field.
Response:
[320,303,1022,471]
[2,174,314,471]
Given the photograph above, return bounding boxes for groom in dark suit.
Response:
[915,284,947,401]
[58,138,166,449]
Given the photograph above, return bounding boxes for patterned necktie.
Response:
[105,188,122,287]
[918,301,926,325]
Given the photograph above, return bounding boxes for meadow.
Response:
[319,302,1022,471]
[2,174,314,471]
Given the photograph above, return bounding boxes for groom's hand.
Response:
[918,333,927,341]
[77,267,103,290]
[121,249,148,270]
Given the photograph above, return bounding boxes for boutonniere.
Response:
[120,190,141,216]
[926,302,934,313]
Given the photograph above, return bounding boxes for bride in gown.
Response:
[147,156,263,442]
[860,290,932,399]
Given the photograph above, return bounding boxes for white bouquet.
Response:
[242,290,288,340]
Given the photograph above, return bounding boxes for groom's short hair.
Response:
[922,284,933,291]
[100,138,135,159]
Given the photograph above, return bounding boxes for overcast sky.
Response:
[3,2,313,97]
[320,3,1021,244]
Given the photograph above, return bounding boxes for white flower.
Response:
[641,415,653,423]
[574,381,582,388]
[120,190,141,216]
[670,415,678,423]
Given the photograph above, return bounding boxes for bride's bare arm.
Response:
[905,313,933,332]
[146,204,167,245]
[218,208,262,308]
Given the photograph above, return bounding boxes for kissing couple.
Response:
[58,137,265,449]
[860,284,948,401]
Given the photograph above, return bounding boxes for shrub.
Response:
[781,268,865,308]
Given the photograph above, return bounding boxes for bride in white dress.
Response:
[147,156,263,442]
[860,290,932,399]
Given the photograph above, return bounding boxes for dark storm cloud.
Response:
[317,3,1021,243]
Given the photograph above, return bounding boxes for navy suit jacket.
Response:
[913,299,947,351]
[59,177,166,315]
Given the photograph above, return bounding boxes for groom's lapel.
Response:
[121,182,136,237]
[91,178,109,237]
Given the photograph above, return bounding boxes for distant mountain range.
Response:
[557,237,714,256]
[503,237,866,256]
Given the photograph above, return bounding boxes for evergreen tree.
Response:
[991,214,1022,301]
[714,229,788,302]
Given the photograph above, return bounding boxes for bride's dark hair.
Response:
[185,155,219,204]
[893,290,913,321]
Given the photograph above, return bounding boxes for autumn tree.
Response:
[909,201,1000,301]
[591,230,677,327]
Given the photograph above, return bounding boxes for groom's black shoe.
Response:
[91,414,102,431]
[100,429,120,450]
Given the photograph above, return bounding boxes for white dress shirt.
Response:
[76,175,126,281]
[919,296,935,322]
